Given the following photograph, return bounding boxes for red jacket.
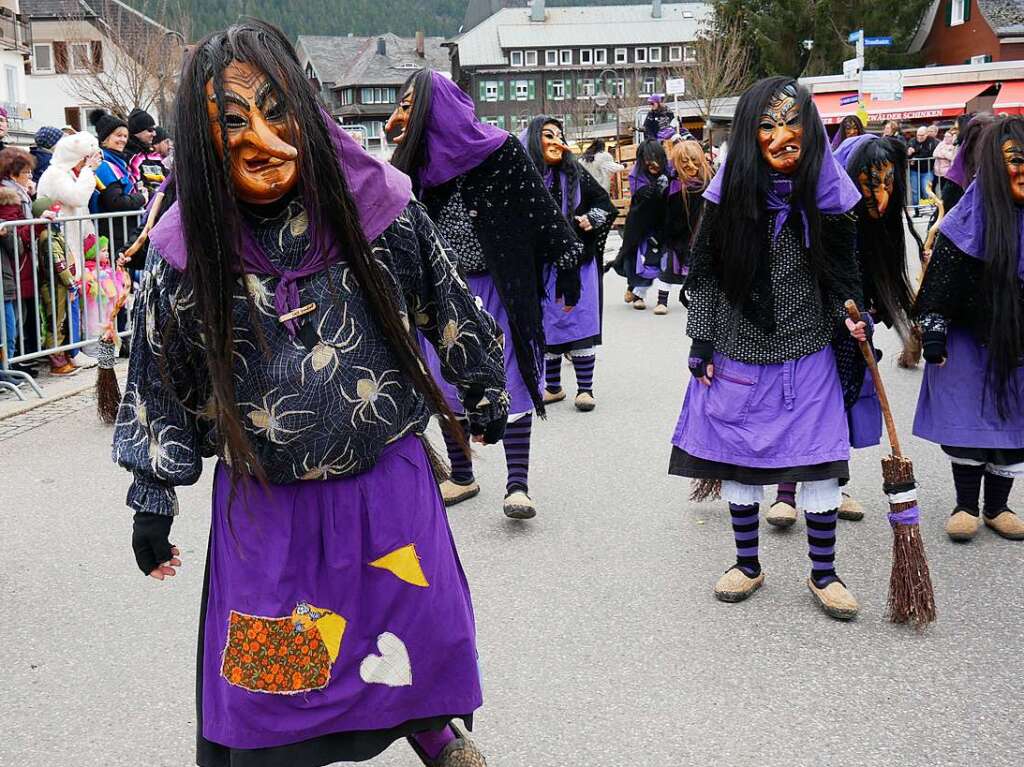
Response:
[0,185,35,298]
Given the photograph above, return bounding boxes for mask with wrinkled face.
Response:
[206,60,299,205]
[385,87,415,144]
[857,161,895,219]
[758,87,803,175]
[1003,139,1024,205]
[541,123,568,165]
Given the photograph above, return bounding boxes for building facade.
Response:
[0,0,31,134]
[447,1,710,138]
[909,0,1024,65]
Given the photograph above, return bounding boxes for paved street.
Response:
[2,236,1021,767]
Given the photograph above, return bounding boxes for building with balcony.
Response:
[296,31,448,152]
[0,0,31,131]
[446,0,710,138]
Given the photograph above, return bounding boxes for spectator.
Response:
[152,126,174,169]
[131,125,170,196]
[61,125,75,136]
[1,207,16,366]
[927,122,940,140]
[31,196,78,376]
[932,125,958,192]
[88,110,146,266]
[0,106,8,151]
[125,108,157,188]
[882,120,906,146]
[643,95,676,142]
[0,148,39,369]
[579,139,625,193]
[907,125,937,213]
[30,127,63,184]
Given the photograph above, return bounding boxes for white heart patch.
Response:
[359,632,412,687]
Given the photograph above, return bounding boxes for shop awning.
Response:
[814,82,993,124]
[993,81,1024,114]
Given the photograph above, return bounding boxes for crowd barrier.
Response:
[0,209,141,401]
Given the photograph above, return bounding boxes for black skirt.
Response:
[942,445,1024,467]
[668,446,850,486]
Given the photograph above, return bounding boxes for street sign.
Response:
[865,36,894,47]
[862,69,903,94]
[848,29,862,43]
[840,93,860,106]
[872,92,903,102]
[666,77,686,96]
[843,56,864,78]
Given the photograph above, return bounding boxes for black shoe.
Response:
[7,362,39,376]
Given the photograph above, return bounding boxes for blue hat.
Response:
[35,126,63,149]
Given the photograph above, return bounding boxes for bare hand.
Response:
[41,210,58,222]
[575,215,593,232]
[846,318,868,342]
[699,363,715,387]
[87,152,103,169]
[148,546,182,580]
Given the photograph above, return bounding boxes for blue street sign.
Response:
[865,36,893,46]
[848,29,862,43]
[840,94,860,106]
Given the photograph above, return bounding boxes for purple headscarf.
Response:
[833,133,878,171]
[938,177,1024,275]
[705,135,860,245]
[150,110,413,333]
[417,72,508,190]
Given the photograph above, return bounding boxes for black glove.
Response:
[922,331,947,365]
[688,339,714,379]
[469,414,507,445]
[132,512,174,576]
[643,236,663,266]
[556,267,581,307]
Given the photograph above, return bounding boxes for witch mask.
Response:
[758,86,803,175]
[206,60,299,205]
[857,161,895,219]
[1003,139,1024,205]
[385,87,415,145]
[541,122,568,166]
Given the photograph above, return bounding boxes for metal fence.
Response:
[906,155,945,217]
[0,209,142,401]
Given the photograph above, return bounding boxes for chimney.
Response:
[416,30,425,58]
[376,37,386,56]
[530,0,545,23]
[652,0,662,18]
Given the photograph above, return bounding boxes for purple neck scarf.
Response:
[150,110,412,334]
[543,166,580,218]
[944,146,969,189]
[417,72,508,190]
[705,138,860,246]
[938,176,1024,277]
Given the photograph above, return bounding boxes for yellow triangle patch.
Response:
[369,544,429,588]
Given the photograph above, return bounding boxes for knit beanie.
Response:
[35,126,63,150]
[89,109,127,144]
[31,196,58,218]
[128,108,156,136]
[83,233,109,261]
[153,126,170,144]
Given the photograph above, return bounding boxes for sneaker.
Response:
[765,500,797,528]
[408,721,487,767]
[8,362,39,376]
[632,298,647,310]
[543,387,566,404]
[439,478,480,507]
[653,303,669,315]
[623,289,635,303]
[945,507,980,542]
[984,508,1024,540]
[574,391,595,411]
[503,488,536,519]
[72,353,98,369]
[838,493,865,521]
[807,578,859,620]
[714,566,764,603]
[50,363,80,377]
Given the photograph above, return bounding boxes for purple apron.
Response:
[672,346,850,468]
[542,258,600,346]
[847,369,882,449]
[423,273,538,415]
[201,435,482,749]
[913,326,1024,448]
[635,240,660,281]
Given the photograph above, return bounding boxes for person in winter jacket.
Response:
[30,127,63,184]
[643,95,676,142]
[125,108,158,190]
[31,196,79,375]
[88,110,147,267]
[0,148,38,366]
[579,139,625,193]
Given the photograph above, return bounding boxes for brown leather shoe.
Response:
[574,391,596,412]
[714,567,765,603]
[543,387,566,404]
[409,721,487,766]
[503,489,536,519]
[765,501,797,528]
[807,578,859,620]
[984,509,1024,540]
[838,493,864,521]
[945,507,980,542]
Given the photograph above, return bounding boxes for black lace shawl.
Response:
[664,187,704,265]
[421,136,582,414]
[565,168,616,264]
[914,233,997,338]
[609,183,668,277]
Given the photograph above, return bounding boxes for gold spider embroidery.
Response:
[341,367,401,428]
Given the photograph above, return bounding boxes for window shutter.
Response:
[498,81,505,100]
[497,115,506,129]
[946,0,953,25]
[964,0,971,22]
[565,79,572,98]
[54,41,69,74]
[528,80,536,100]
[90,41,103,70]
[546,80,553,99]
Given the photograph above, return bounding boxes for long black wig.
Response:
[712,76,855,315]
[523,115,580,209]
[952,112,995,188]
[975,116,1024,417]
[635,139,667,180]
[838,114,865,140]
[172,20,465,480]
[388,68,434,189]
[846,136,918,337]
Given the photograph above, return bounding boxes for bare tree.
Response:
[676,18,752,133]
[56,0,189,120]
[550,75,632,147]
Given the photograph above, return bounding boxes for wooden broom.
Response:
[845,300,936,627]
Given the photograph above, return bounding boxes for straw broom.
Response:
[845,300,936,627]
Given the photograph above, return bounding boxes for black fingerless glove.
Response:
[922,331,947,365]
[688,339,714,379]
[556,267,581,307]
[470,414,507,445]
[132,512,174,576]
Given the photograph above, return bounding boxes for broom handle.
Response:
[845,300,902,458]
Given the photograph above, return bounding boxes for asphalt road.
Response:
[2,232,1021,767]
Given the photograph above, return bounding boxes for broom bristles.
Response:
[887,522,937,628]
[689,478,721,503]
[96,366,122,425]
[896,326,923,369]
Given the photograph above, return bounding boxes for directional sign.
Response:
[665,77,686,96]
[865,36,894,47]
[843,56,864,78]
[840,93,860,106]
[862,70,904,94]
[848,29,862,43]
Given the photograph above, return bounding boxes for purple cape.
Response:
[149,110,412,333]
[944,147,968,189]
[833,133,878,171]
[418,72,508,190]
[938,177,1024,277]
[704,138,860,244]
